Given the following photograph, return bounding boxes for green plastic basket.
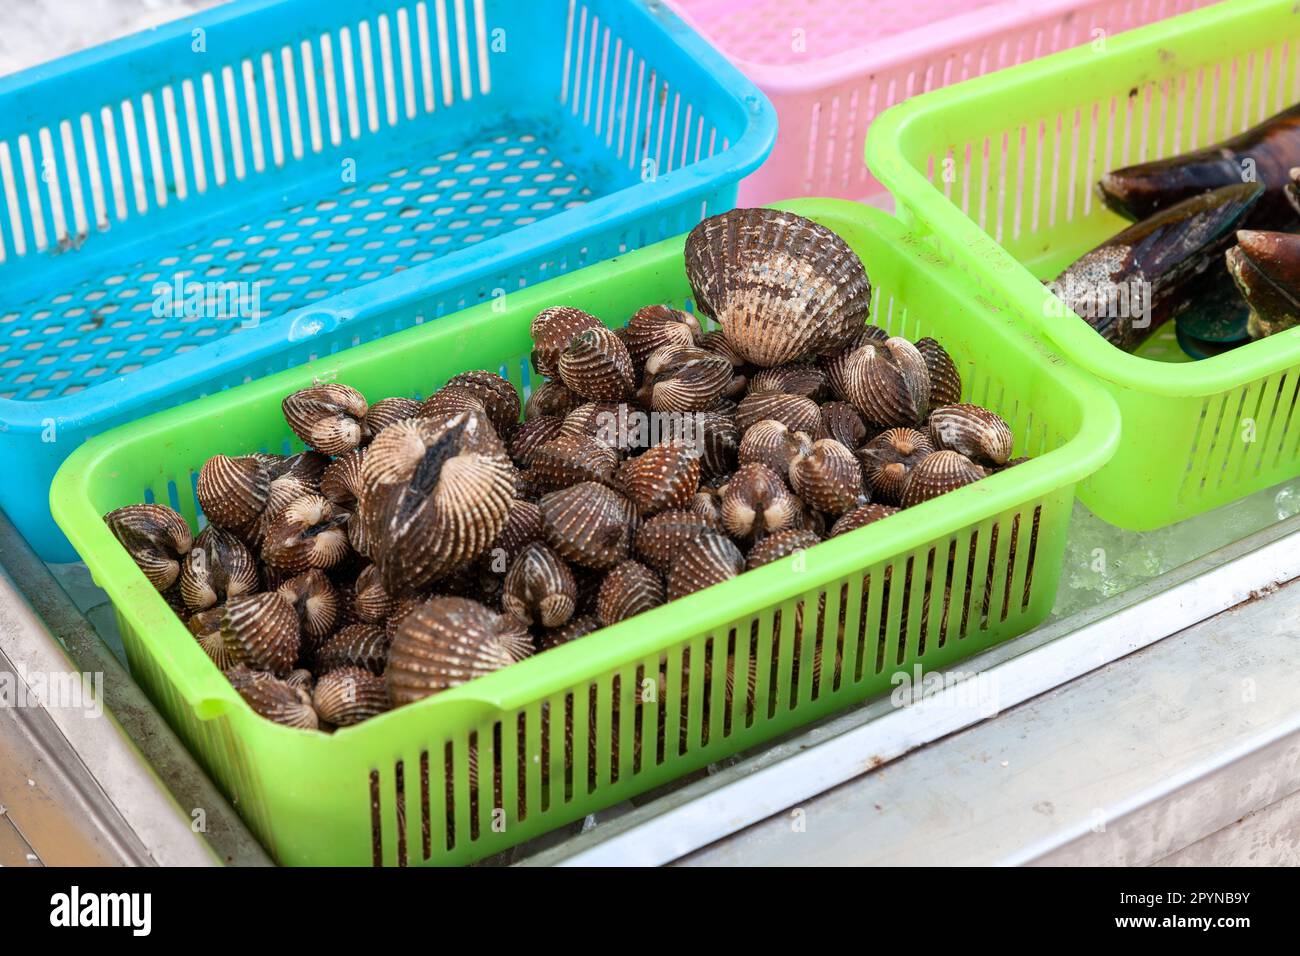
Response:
[868,0,1300,531]
[51,200,1117,867]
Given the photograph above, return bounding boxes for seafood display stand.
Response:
[5,0,1300,869]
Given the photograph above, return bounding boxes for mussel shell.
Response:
[196,454,270,534]
[720,462,798,540]
[227,667,319,730]
[282,383,368,456]
[275,567,340,641]
[735,391,822,434]
[221,592,301,675]
[830,503,900,537]
[313,665,390,727]
[104,504,193,592]
[1227,229,1300,338]
[929,404,1014,465]
[738,419,811,476]
[624,305,701,368]
[503,541,577,628]
[684,207,872,367]
[618,441,701,516]
[179,525,258,612]
[900,450,985,508]
[746,528,821,570]
[789,438,863,515]
[539,481,637,570]
[531,306,603,378]
[634,508,719,573]
[667,530,745,600]
[387,597,533,706]
[843,337,931,428]
[596,560,664,626]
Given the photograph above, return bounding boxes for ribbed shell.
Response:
[539,613,601,652]
[749,363,828,400]
[313,666,390,726]
[558,326,636,402]
[720,462,798,540]
[362,396,421,440]
[196,454,270,534]
[177,525,256,611]
[524,379,582,420]
[443,370,520,434]
[684,207,872,367]
[484,500,544,572]
[690,488,725,525]
[319,448,366,509]
[261,494,352,573]
[229,669,319,730]
[282,383,368,456]
[815,401,868,449]
[843,338,931,427]
[387,597,533,706]
[318,623,392,674]
[857,427,934,505]
[539,481,637,570]
[746,528,821,570]
[667,531,745,600]
[359,411,515,595]
[284,669,314,692]
[789,439,864,515]
[252,471,322,545]
[103,504,193,592]
[916,337,962,409]
[830,503,900,537]
[351,563,396,624]
[900,450,985,508]
[638,345,734,412]
[531,306,603,378]
[596,560,665,626]
[507,415,566,469]
[735,391,822,434]
[634,509,718,573]
[929,404,1014,465]
[624,304,701,367]
[529,433,619,489]
[221,592,301,674]
[699,329,748,369]
[503,541,577,628]
[618,441,701,516]
[418,384,486,421]
[275,568,340,641]
[651,406,739,479]
[823,325,890,401]
[738,419,811,476]
[188,607,237,671]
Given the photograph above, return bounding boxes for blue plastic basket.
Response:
[0,0,775,561]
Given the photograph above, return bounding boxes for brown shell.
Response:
[815,401,868,449]
[737,419,811,476]
[104,504,193,592]
[261,494,351,573]
[418,384,486,421]
[531,306,603,378]
[317,622,392,675]
[228,668,319,730]
[624,305,701,367]
[929,403,1014,465]
[558,326,636,402]
[916,337,962,409]
[857,427,934,505]
[539,481,637,570]
[539,613,601,652]
[221,592,301,675]
[667,530,745,600]
[735,391,821,434]
[362,396,421,440]
[282,383,368,456]
[503,541,577,628]
[507,415,566,469]
[188,607,237,671]
[789,438,864,515]
[387,597,533,706]
[312,666,390,727]
[351,563,396,624]
[822,325,890,402]
[830,502,900,537]
[617,441,701,516]
[524,379,582,420]
[596,560,665,626]
[690,487,725,525]
[638,345,734,412]
[442,370,520,434]
[359,411,515,595]
[319,448,366,509]
[177,525,257,612]
[196,454,270,534]
[749,363,828,401]
[528,433,619,489]
[843,338,931,428]
[699,328,748,368]
[652,405,739,479]
[284,668,314,692]
[900,450,985,508]
[746,528,821,570]
[720,462,799,541]
[634,508,719,573]
[265,449,331,486]
[484,500,544,572]
[684,207,872,367]
[275,568,340,642]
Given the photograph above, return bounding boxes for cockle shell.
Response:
[226,666,319,730]
[667,530,745,600]
[484,500,544,571]
[503,541,577,628]
[843,337,931,427]
[720,462,798,540]
[351,563,397,624]
[104,504,193,591]
[929,404,1013,465]
[624,305,701,367]
[900,450,985,507]
[312,665,390,727]
[529,433,619,489]
[596,560,664,626]
[735,391,822,435]
[386,597,533,706]
[531,306,603,378]
[282,383,368,456]
[830,502,900,537]
[916,337,962,409]
[261,494,351,573]
[539,481,637,570]
[319,448,366,509]
[749,363,829,401]
[362,396,421,440]
[814,401,868,449]
[524,379,582,420]
[359,411,515,595]
[652,405,739,478]
[275,568,340,643]
[690,486,725,526]
[221,592,301,675]
[738,419,811,476]
[442,370,520,434]
[317,622,391,675]
[188,607,237,670]
[179,525,257,612]
[789,438,864,515]
[823,325,890,401]
[634,508,719,573]
[418,384,487,421]
[857,427,934,505]
[618,441,701,516]
[746,528,821,570]
[684,207,872,367]
[284,669,314,692]
[506,415,566,469]
[638,345,734,412]
[539,613,601,652]
[196,454,270,534]
[558,326,636,402]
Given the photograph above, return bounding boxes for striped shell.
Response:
[282,383,368,456]
[524,379,582,420]
[735,391,822,434]
[789,438,864,515]
[738,419,811,476]
[634,509,718,573]
[352,563,397,624]
[418,384,486,421]
[227,667,319,730]
[667,531,745,600]
[188,607,237,671]
[261,494,351,573]
[823,325,890,402]
[857,427,934,505]
[916,337,962,410]
[196,454,270,534]
[558,326,636,402]
[618,441,701,516]
[747,528,821,570]
[442,370,520,434]
[275,568,340,642]
[539,613,601,652]
[684,207,872,367]
[652,406,739,479]
[531,306,603,378]
[593,559,662,626]
[319,448,366,509]
[104,504,193,592]
[362,396,421,440]
[317,623,391,675]
[387,597,533,706]
[749,362,828,401]
[539,481,637,570]
[638,345,734,412]
[814,401,868,449]
[529,433,619,489]
[503,541,577,628]
[720,462,798,541]
[484,500,544,572]
[178,525,257,611]
[313,666,390,727]
[900,450,985,508]
[830,503,900,537]
[843,337,931,428]
[624,305,701,367]
[221,592,301,675]
[507,415,566,469]
[929,404,1013,466]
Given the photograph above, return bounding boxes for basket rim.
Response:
[50,197,1119,743]
[865,0,1300,399]
[0,0,778,428]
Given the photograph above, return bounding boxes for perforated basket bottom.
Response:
[0,120,624,402]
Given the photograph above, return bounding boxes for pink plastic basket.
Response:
[667,0,1218,206]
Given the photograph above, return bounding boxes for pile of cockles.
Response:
[1054,101,1300,358]
[102,207,1022,732]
